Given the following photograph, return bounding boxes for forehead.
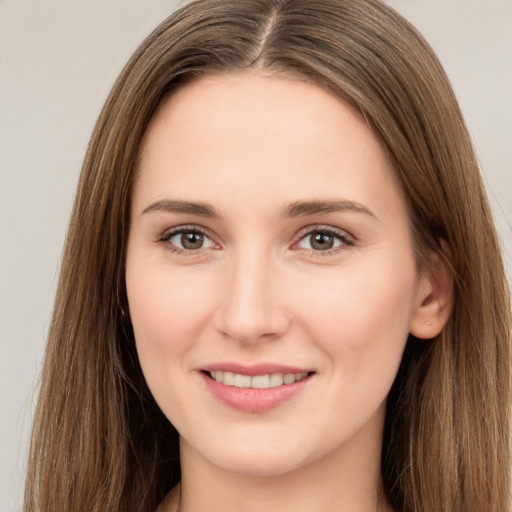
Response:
[140,71,379,160]
[133,71,405,223]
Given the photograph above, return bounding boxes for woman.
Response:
[24,0,511,511]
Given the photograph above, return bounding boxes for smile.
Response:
[208,370,310,389]
[201,365,315,412]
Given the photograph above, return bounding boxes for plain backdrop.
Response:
[1,1,511,510]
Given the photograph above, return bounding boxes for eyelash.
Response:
[294,226,354,257]
[158,225,355,257]
[158,225,215,257]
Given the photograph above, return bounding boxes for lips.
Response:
[199,362,315,412]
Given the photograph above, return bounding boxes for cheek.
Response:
[292,260,417,435]
[293,257,416,370]
[126,260,219,370]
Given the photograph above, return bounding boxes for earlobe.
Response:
[409,249,455,340]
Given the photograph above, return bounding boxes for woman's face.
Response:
[126,72,431,476]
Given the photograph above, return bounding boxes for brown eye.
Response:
[310,232,335,250]
[181,232,204,249]
[165,228,215,251]
[297,228,352,252]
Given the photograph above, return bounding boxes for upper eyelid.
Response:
[161,224,215,240]
[159,226,219,256]
[159,225,218,249]
[294,224,355,242]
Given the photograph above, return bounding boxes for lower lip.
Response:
[201,372,313,413]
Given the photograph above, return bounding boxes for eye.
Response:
[296,228,353,252]
[161,226,216,252]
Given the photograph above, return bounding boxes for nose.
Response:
[214,248,291,344]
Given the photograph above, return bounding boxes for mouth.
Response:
[199,365,316,412]
[203,370,312,389]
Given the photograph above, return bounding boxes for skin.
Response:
[126,71,452,512]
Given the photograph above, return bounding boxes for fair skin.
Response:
[126,71,452,512]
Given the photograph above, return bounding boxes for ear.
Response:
[409,248,454,339]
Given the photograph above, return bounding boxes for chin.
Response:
[209,451,307,477]
[186,432,313,477]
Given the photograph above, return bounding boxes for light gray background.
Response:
[1,1,511,510]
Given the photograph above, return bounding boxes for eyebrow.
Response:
[282,200,377,219]
[141,198,377,220]
[142,200,222,219]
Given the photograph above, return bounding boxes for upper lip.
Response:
[200,362,314,376]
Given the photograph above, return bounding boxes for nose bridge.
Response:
[215,241,289,343]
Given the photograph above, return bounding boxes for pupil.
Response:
[181,232,203,249]
[311,232,334,250]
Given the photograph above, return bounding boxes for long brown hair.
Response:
[25,1,511,510]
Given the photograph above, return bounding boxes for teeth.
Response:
[234,374,251,388]
[223,371,235,385]
[251,374,270,389]
[210,371,309,389]
[283,373,296,385]
[269,373,284,387]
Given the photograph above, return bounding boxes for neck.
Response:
[160,413,393,512]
